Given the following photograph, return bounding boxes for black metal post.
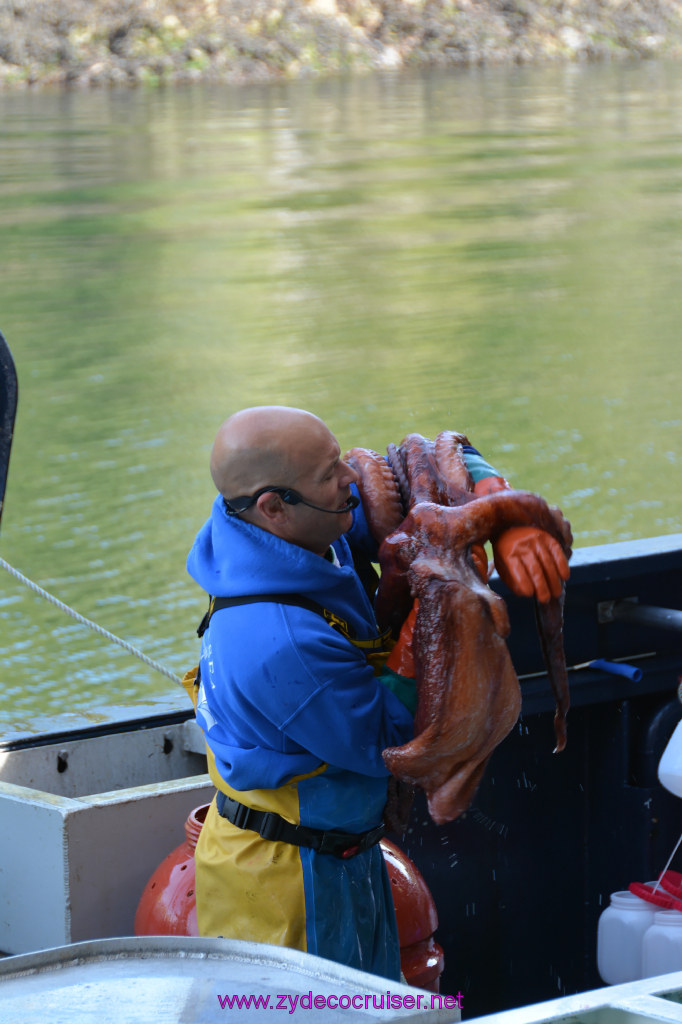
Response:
[0,330,18,533]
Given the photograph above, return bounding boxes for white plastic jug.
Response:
[658,720,682,797]
[597,890,657,984]
[642,909,682,977]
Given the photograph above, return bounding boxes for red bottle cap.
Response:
[629,881,682,910]
[660,871,682,899]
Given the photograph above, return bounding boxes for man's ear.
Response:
[255,490,288,525]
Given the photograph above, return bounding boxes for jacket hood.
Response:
[187,495,377,636]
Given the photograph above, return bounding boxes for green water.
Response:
[0,62,680,734]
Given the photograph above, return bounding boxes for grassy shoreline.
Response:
[2,0,682,89]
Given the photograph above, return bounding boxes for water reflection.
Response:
[0,62,679,731]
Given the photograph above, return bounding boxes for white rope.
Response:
[653,828,682,894]
[0,555,184,686]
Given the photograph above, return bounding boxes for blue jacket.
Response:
[186,492,415,826]
[187,493,415,979]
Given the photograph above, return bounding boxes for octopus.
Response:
[345,432,573,828]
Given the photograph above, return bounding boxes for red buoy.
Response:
[381,837,444,991]
[134,805,206,937]
[135,805,444,990]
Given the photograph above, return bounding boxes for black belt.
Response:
[215,791,385,860]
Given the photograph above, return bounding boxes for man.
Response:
[186,406,568,979]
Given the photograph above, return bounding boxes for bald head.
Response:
[210,406,331,499]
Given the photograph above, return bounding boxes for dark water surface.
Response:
[0,62,680,733]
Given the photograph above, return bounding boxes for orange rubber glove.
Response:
[474,475,569,602]
[493,526,569,603]
[386,603,417,677]
[473,475,510,497]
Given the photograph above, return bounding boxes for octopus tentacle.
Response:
[535,591,569,753]
[383,777,416,835]
[433,430,475,505]
[397,434,444,507]
[389,491,571,554]
[375,526,417,638]
[386,443,409,515]
[344,447,404,546]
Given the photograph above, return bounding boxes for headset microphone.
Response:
[224,488,359,517]
[291,493,360,515]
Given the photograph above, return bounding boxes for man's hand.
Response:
[493,526,569,603]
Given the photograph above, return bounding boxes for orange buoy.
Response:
[381,837,444,991]
[134,804,206,937]
[135,805,444,990]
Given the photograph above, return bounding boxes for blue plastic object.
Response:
[588,659,642,682]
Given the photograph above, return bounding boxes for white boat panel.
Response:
[0,721,206,798]
[0,723,212,954]
[470,974,682,1024]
